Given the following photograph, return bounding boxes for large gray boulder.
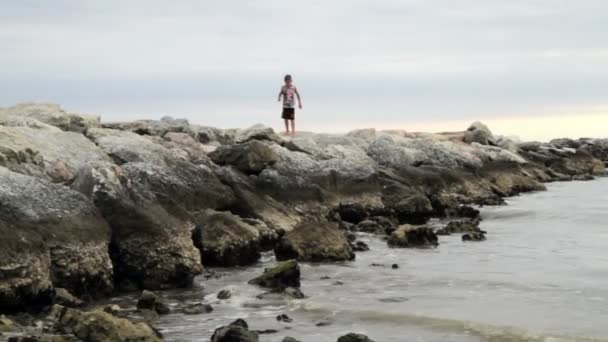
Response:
[464,121,495,145]
[235,124,283,144]
[0,167,113,311]
[71,161,202,290]
[275,222,355,262]
[0,102,100,133]
[0,125,111,182]
[209,140,279,174]
[191,210,279,266]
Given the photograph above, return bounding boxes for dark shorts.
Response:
[282,108,295,120]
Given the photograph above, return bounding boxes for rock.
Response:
[217,289,232,300]
[209,140,279,174]
[0,315,18,332]
[51,305,162,341]
[315,320,332,327]
[353,220,384,234]
[464,121,494,146]
[351,240,370,252]
[338,333,376,342]
[102,117,190,137]
[462,232,487,241]
[211,318,259,342]
[103,304,121,316]
[281,337,301,342]
[136,290,170,315]
[276,314,293,323]
[53,288,84,308]
[235,124,283,144]
[274,222,355,262]
[0,125,111,182]
[0,167,113,311]
[183,303,213,315]
[283,287,305,299]
[435,219,482,235]
[381,182,434,224]
[388,225,439,248]
[391,264,399,269]
[191,210,263,267]
[1,102,100,133]
[71,161,202,290]
[248,260,301,289]
[337,203,369,224]
[367,134,418,168]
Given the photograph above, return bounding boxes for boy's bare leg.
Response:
[290,120,295,135]
[284,119,290,134]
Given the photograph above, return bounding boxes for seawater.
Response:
[155,177,608,342]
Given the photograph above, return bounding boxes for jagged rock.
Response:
[136,290,170,315]
[101,117,190,137]
[248,260,301,289]
[435,219,482,235]
[191,210,265,267]
[274,222,355,262]
[0,315,18,332]
[338,333,376,342]
[211,319,259,342]
[0,167,113,311]
[209,140,278,174]
[337,203,369,224]
[71,161,202,290]
[51,305,162,341]
[235,124,283,144]
[217,289,232,300]
[182,303,213,315]
[53,288,84,308]
[381,182,433,223]
[351,240,370,252]
[0,102,100,133]
[464,121,494,145]
[0,125,111,182]
[462,232,487,241]
[388,225,439,248]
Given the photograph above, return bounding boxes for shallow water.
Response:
[157,177,608,342]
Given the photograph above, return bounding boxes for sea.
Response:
[151,177,608,342]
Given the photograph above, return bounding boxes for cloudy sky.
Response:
[1,0,607,140]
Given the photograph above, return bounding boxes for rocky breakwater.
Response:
[1,103,607,340]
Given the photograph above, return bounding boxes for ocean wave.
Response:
[296,301,608,342]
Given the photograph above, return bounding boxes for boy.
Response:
[277,74,302,135]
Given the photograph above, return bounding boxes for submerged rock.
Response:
[435,219,482,235]
[136,290,170,315]
[211,318,259,342]
[217,289,232,300]
[462,232,487,241]
[182,303,213,315]
[388,225,439,248]
[274,222,355,262]
[248,260,301,289]
[338,333,376,342]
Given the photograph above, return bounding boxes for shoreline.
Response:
[1,102,607,341]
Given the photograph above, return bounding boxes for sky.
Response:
[1,0,607,141]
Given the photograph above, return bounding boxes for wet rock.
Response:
[248,260,301,289]
[183,303,213,315]
[276,314,293,323]
[388,225,439,248]
[351,240,370,252]
[211,318,259,342]
[51,305,162,341]
[283,287,305,299]
[315,320,332,327]
[209,140,278,174]
[136,290,170,315]
[0,167,113,311]
[103,304,121,316]
[435,219,482,236]
[381,182,434,224]
[282,337,301,342]
[337,203,369,223]
[369,216,398,234]
[391,264,399,269]
[274,222,355,262]
[191,210,263,267]
[353,220,384,234]
[71,160,202,290]
[53,288,83,308]
[217,289,232,300]
[462,232,487,241]
[338,333,376,342]
[0,314,19,332]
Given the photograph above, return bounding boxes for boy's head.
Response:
[284,74,293,85]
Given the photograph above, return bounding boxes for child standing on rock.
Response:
[277,74,302,135]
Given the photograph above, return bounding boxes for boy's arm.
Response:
[277,88,282,102]
[295,88,302,108]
